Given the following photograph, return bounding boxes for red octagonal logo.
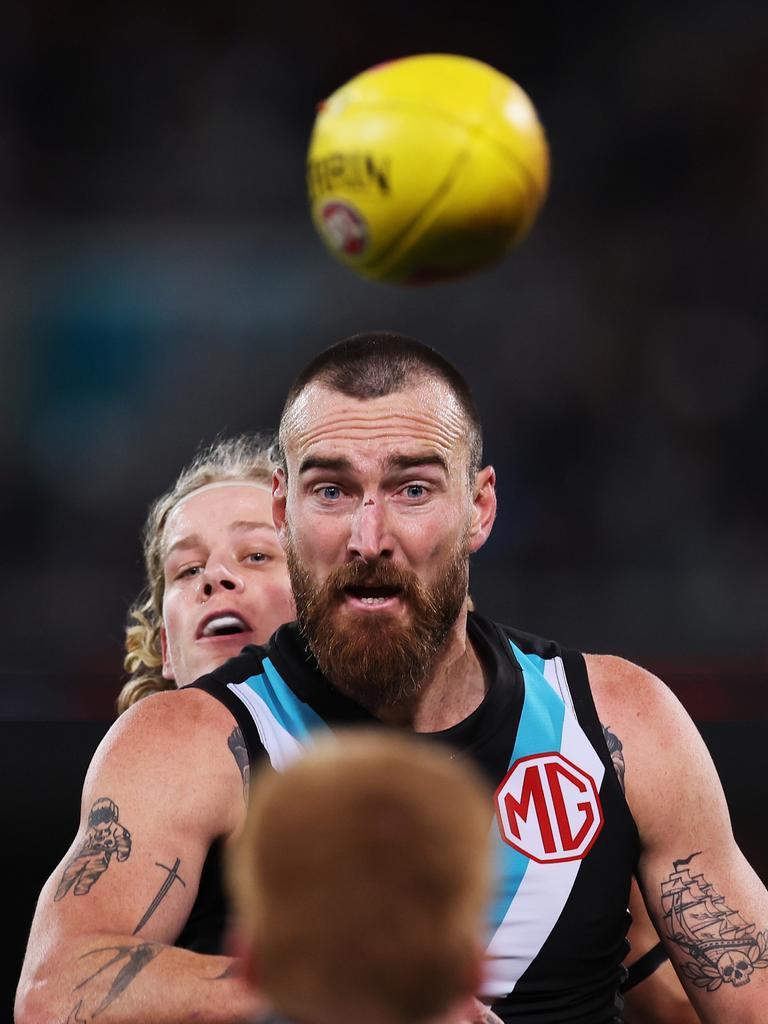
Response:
[319,200,368,256]
[495,751,604,864]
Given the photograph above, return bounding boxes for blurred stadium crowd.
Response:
[1,0,766,719]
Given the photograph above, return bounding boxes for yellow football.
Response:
[306,53,550,284]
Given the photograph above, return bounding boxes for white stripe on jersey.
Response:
[482,655,605,997]
[228,681,307,772]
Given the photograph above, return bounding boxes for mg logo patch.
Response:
[495,752,604,863]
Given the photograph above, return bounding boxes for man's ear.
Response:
[468,465,497,555]
[272,467,288,549]
[160,625,174,681]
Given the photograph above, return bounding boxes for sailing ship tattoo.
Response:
[661,852,768,990]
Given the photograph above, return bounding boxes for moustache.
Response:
[321,560,422,602]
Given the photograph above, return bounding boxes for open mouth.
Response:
[344,585,403,606]
[198,614,251,638]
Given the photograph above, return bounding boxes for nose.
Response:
[347,497,394,562]
[199,557,245,598]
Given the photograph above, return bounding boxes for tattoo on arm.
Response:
[601,723,625,793]
[64,999,87,1023]
[209,962,239,980]
[133,857,186,935]
[72,942,161,1018]
[227,727,250,804]
[661,852,768,991]
[55,798,132,901]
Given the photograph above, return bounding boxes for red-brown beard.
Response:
[285,535,470,711]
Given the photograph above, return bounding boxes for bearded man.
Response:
[208,332,766,1023]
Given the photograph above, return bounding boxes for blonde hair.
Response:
[117,434,277,715]
[228,730,491,1024]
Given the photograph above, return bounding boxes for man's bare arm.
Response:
[621,877,701,1024]
[15,690,260,1024]
[589,655,768,1024]
[600,723,701,1024]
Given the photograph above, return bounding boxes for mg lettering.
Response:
[495,752,603,863]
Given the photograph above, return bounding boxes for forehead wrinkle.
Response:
[293,409,465,457]
[283,381,468,456]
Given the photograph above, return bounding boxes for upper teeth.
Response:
[359,596,390,604]
[202,615,246,637]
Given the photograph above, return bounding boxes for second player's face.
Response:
[160,483,295,686]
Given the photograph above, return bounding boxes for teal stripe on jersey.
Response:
[522,651,546,677]
[487,642,567,935]
[242,657,330,742]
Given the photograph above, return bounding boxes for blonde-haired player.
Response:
[118,433,294,712]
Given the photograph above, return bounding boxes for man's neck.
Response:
[372,609,489,732]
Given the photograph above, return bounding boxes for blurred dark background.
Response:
[3,0,767,1009]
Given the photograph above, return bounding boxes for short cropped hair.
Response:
[278,332,483,478]
[228,731,491,1024]
[118,434,276,715]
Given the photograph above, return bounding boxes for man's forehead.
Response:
[282,379,467,461]
[162,484,273,551]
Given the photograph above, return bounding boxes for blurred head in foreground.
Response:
[227,731,492,1024]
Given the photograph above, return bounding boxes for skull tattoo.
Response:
[717,951,753,987]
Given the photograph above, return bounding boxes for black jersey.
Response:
[188,613,640,1023]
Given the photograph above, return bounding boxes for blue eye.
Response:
[248,552,267,563]
[178,565,203,579]
[322,486,342,500]
[405,485,425,499]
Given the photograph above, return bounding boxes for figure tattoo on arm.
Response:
[55,798,132,901]
[661,852,768,991]
[228,726,250,805]
[601,723,625,793]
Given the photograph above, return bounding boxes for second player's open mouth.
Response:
[197,611,253,639]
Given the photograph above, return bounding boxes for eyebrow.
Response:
[298,453,449,477]
[298,456,353,475]
[385,453,448,474]
[229,520,275,533]
[165,533,204,559]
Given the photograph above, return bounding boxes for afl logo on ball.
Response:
[319,200,368,256]
[495,752,604,864]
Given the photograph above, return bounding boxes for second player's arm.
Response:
[15,689,260,1024]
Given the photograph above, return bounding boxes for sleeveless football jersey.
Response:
[187,612,639,1023]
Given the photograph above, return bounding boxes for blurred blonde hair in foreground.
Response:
[227,730,492,1024]
[118,433,276,714]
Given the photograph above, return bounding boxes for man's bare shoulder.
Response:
[584,653,714,824]
[584,653,681,724]
[83,688,246,837]
[95,687,237,759]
